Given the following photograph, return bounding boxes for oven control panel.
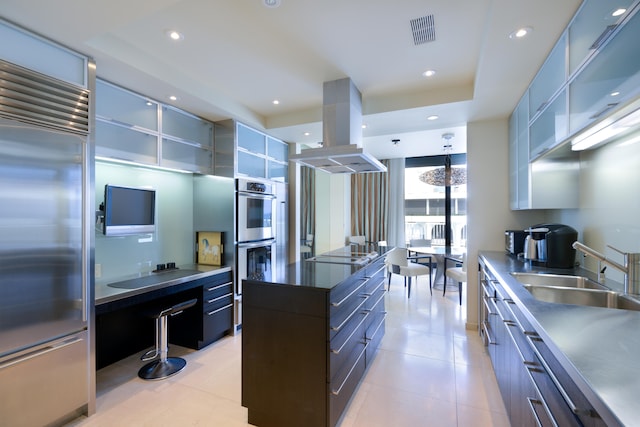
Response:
[238,178,273,195]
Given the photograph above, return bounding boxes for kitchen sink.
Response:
[511,272,606,290]
[522,284,640,311]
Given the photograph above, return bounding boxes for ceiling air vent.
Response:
[410,14,436,45]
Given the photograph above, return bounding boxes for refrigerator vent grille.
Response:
[0,59,90,135]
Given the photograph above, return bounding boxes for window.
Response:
[405,154,467,248]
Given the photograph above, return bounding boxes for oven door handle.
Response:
[238,239,276,249]
[238,191,276,200]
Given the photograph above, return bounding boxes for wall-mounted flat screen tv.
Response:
[103,184,156,236]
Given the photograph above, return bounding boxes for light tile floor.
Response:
[69,276,509,427]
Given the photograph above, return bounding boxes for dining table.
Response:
[407,246,466,288]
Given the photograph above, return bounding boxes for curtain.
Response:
[300,166,315,243]
[386,158,406,248]
[350,160,390,244]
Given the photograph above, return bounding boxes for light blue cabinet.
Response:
[215,120,288,181]
[95,79,214,174]
[529,33,567,120]
[0,19,88,88]
[529,89,568,159]
[568,0,636,76]
[569,8,640,136]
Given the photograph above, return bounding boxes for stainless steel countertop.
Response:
[95,264,232,305]
[480,251,640,427]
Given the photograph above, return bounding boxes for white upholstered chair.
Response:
[384,247,432,298]
[300,234,314,257]
[349,235,366,245]
[444,253,467,305]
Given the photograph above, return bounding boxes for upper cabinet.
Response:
[0,19,88,88]
[528,34,567,122]
[568,0,637,76]
[509,0,640,209]
[95,80,214,174]
[569,7,640,135]
[214,120,289,182]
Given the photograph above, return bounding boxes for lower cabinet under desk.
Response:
[242,256,387,427]
[95,271,233,369]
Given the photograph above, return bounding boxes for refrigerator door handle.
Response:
[0,337,83,371]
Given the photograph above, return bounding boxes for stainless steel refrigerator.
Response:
[0,59,93,426]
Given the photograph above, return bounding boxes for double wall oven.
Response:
[236,179,276,294]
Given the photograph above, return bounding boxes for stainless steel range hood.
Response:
[289,78,387,174]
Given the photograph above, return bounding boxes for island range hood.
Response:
[289,78,387,174]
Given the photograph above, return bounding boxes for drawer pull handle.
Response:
[526,335,594,417]
[206,303,233,316]
[330,312,369,354]
[330,298,368,332]
[331,345,367,396]
[526,397,545,427]
[0,337,82,371]
[331,279,368,307]
[206,281,232,292]
[207,292,233,304]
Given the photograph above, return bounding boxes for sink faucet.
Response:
[572,241,640,294]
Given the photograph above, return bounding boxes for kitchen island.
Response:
[480,251,640,427]
[242,245,389,427]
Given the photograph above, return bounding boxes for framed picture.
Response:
[196,231,224,266]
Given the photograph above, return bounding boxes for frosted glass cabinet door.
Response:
[568,0,635,76]
[529,33,567,119]
[161,138,212,173]
[529,89,568,159]
[569,10,640,135]
[237,124,266,154]
[237,151,266,178]
[162,106,213,147]
[95,121,158,164]
[508,111,518,209]
[96,80,158,130]
[267,137,288,162]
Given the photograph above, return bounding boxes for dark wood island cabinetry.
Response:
[242,247,388,427]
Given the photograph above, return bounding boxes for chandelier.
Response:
[419,166,467,186]
[418,132,466,186]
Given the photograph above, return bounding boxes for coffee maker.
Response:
[523,223,578,268]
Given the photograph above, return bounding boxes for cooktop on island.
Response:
[306,246,378,265]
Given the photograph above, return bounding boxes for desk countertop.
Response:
[95,264,232,306]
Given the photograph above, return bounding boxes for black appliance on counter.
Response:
[523,223,578,269]
[505,230,527,255]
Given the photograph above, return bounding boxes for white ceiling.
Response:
[1,0,583,159]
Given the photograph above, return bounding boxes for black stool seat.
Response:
[138,298,198,380]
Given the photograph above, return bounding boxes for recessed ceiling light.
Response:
[168,95,178,101]
[427,115,439,121]
[272,99,280,105]
[303,132,311,136]
[612,8,626,17]
[422,69,436,77]
[611,91,620,97]
[145,101,153,106]
[509,26,533,39]
[263,0,281,8]
[166,30,184,41]
[361,124,367,129]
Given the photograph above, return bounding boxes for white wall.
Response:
[466,119,545,329]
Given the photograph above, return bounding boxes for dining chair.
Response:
[349,235,366,245]
[300,234,314,257]
[444,253,466,305]
[409,238,431,248]
[384,247,432,298]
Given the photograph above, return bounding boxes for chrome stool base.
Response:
[138,357,187,380]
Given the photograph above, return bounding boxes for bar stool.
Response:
[138,298,198,380]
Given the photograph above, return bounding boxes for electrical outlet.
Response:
[95,264,102,278]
